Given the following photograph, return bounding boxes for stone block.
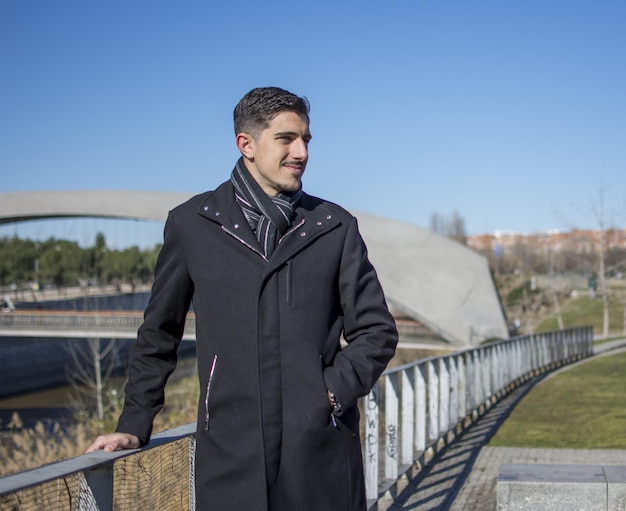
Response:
[605,465,626,510]
[497,464,607,511]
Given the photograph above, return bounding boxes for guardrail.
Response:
[0,311,196,339]
[0,311,144,330]
[0,424,196,511]
[362,325,593,507]
[0,326,593,511]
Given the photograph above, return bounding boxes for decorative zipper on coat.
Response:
[221,226,268,261]
[221,218,308,262]
[204,354,218,430]
[278,218,305,244]
[285,260,293,305]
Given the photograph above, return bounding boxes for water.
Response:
[1,288,451,431]
[0,355,198,431]
[0,291,152,429]
[0,347,436,430]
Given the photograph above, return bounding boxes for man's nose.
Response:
[291,138,308,159]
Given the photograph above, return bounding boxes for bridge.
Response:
[0,326,597,510]
[1,190,510,347]
[0,310,196,340]
[0,310,453,398]
[0,310,443,348]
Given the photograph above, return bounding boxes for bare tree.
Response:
[66,337,122,420]
[429,211,444,236]
[553,182,625,338]
[449,210,468,245]
[429,210,468,245]
[588,185,613,338]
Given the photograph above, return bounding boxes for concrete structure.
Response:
[497,464,626,511]
[354,210,509,345]
[0,190,509,346]
[0,190,193,224]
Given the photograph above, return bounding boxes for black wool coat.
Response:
[116,180,398,511]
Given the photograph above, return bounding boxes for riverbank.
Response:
[0,355,198,431]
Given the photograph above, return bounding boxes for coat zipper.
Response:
[222,219,306,261]
[285,260,293,305]
[278,219,305,245]
[221,226,268,261]
[204,354,218,430]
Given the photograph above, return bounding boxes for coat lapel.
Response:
[196,182,342,267]
[267,199,342,271]
[196,181,266,259]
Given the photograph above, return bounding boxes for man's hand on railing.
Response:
[85,433,140,453]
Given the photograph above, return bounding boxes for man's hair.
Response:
[234,87,310,137]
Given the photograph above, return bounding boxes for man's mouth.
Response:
[283,161,304,172]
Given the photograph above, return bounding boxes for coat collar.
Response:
[196,180,341,266]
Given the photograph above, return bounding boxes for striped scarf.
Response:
[231,158,302,259]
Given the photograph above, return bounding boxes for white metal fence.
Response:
[362,326,593,506]
[0,326,593,510]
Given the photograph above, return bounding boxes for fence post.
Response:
[415,364,426,452]
[510,341,517,383]
[465,351,474,416]
[83,464,114,511]
[473,349,482,411]
[427,360,439,443]
[457,353,467,424]
[449,356,458,430]
[401,368,415,467]
[385,374,400,481]
[483,348,492,404]
[364,384,380,501]
[505,341,513,385]
[536,333,545,370]
[438,358,450,436]
[189,436,196,511]
[492,344,502,394]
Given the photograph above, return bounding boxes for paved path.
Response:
[386,339,626,511]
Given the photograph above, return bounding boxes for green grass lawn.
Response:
[536,295,625,334]
[489,350,626,449]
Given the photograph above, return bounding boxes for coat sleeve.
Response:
[322,216,398,415]
[115,213,194,444]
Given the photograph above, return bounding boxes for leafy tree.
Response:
[0,231,160,290]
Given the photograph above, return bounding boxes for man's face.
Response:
[241,111,311,196]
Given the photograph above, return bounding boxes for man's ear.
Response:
[236,133,255,159]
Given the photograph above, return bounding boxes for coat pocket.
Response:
[318,354,341,430]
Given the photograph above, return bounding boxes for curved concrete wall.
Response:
[353,210,509,346]
[0,190,194,224]
[0,191,509,346]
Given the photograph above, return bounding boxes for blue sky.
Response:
[1,1,625,248]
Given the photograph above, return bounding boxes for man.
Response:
[87,87,398,510]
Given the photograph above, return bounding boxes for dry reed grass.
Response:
[0,374,200,478]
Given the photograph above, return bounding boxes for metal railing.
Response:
[0,424,196,511]
[362,326,593,506]
[0,326,593,510]
[0,311,196,340]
